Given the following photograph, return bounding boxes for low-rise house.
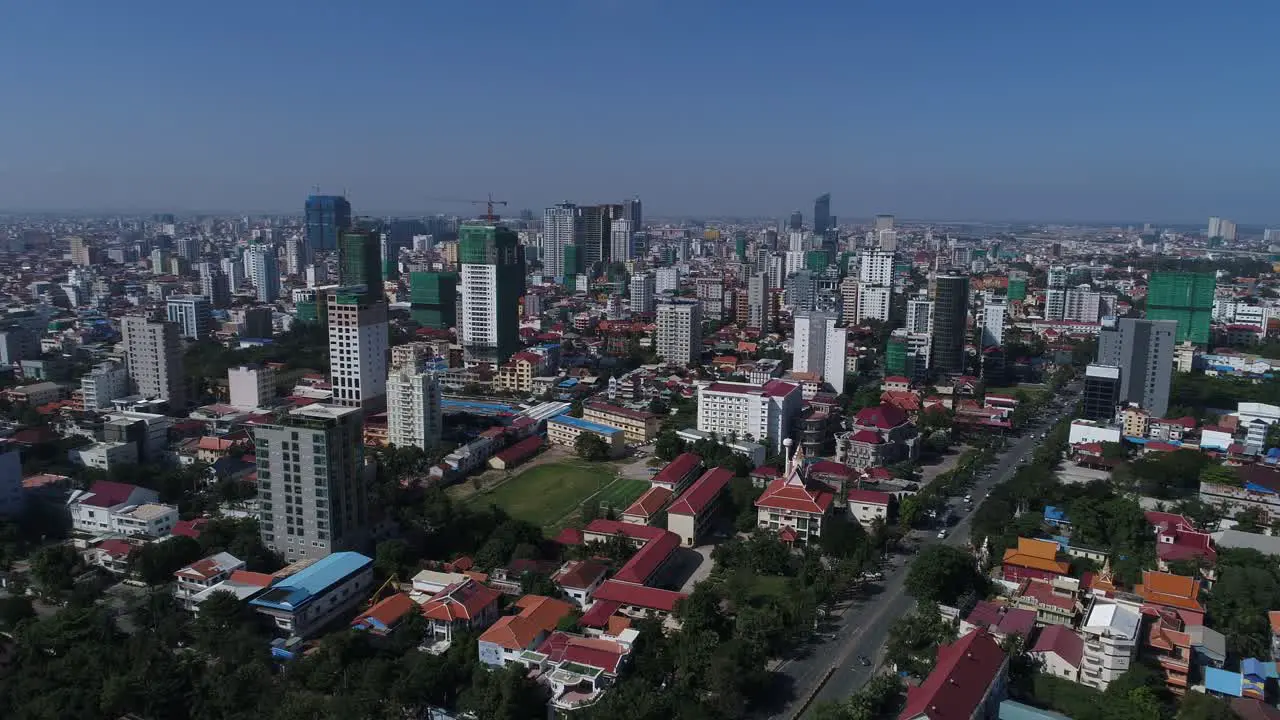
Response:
[1146,511,1216,573]
[174,552,245,609]
[351,592,416,635]
[67,481,176,536]
[647,452,703,493]
[84,537,143,575]
[552,560,608,608]
[846,488,893,527]
[898,629,1009,720]
[1148,416,1196,443]
[546,415,625,457]
[189,569,275,609]
[478,594,574,667]
[1030,624,1085,682]
[521,629,637,712]
[1001,538,1070,583]
[1014,577,1084,627]
[1078,597,1141,691]
[249,551,374,639]
[420,578,502,650]
[960,601,1037,643]
[619,486,672,525]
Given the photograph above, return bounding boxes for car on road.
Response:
[857,655,872,666]
[862,571,883,581]
[937,529,947,539]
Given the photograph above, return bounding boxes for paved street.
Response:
[759,390,1079,719]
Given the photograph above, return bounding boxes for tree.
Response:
[0,595,35,630]
[575,432,611,461]
[129,535,204,586]
[374,538,412,579]
[1206,548,1280,658]
[1176,691,1238,720]
[30,543,81,595]
[905,545,986,606]
[1199,463,1241,487]
[654,430,685,461]
[458,664,548,719]
[885,604,957,677]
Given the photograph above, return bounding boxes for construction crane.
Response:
[425,194,509,223]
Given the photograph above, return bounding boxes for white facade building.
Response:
[610,219,633,263]
[79,361,130,412]
[792,311,848,394]
[655,299,701,366]
[121,315,186,409]
[327,288,389,413]
[166,295,213,339]
[655,267,680,295]
[858,250,894,287]
[228,364,276,411]
[981,298,1007,348]
[542,203,577,279]
[244,244,280,303]
[857,285,892,323]
[386,365,443,452]
[696,379,801,452]
[1079,598,1141,691]
[1064,287,1103,323]
[906,298,934,335]
[630,272,655,314]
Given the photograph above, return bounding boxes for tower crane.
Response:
[424,194,509,223]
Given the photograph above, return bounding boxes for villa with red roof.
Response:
[846,488,893,527]
[666,467,732,546]
[1145,511,1216,573]
[520,629,638,712]
[351,592,417,635]
[898,629,1008,720]
[420,578,502,648]
[647,452,703,494]
[755,442,834,545]
[477,594,574,667]
[835,403,918,470]
[67,480,160,534]
[1030,624,1085,682]
[173,552,245,609]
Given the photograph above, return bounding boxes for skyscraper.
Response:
[981,297,1006,348]
[459,223,525,366]
[166,295,213,340]
[932,275,969,375]
[655,298,702,366]
[581,204,623,266]
[338,229,383,300]
[1082,364,1121,422]
[792,310,847,394]
[630,272,655,315]
[906,298,934,335]
[1097,317,1176,418]
[285,236,309,276]
[610,219,633,263]
[748,272,771,333]
[386,363,443,452]
[69,236,93,266]
[305,195,352,254]
[1044,265,1068,321]
[200,267,231,309]
[244,244,280,303]
[121,315,186,409]
[326,286,389,413]
[789,211,803,231]
[814,193,832,236]
[542,203,578,279]
[1147,271,1215,344]
[252,404,369,561]
[622,196,643,231]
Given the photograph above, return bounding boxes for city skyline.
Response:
[1,3,1278,222]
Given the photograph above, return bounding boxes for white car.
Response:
[937,529,947,539]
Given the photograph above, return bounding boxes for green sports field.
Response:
[467,461,621,530]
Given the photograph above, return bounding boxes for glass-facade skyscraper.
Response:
[305,195,352,253]
[932,275,969,375]
[814,193,831,236]
[338,229,382,300]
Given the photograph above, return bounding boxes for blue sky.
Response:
[0,1,1276,222]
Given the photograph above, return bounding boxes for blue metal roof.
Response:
[549,414,620,435]
[441,399,515,416]
[1044,505,1068,523]
[249,552,372,612]
[1204,667,1243,697]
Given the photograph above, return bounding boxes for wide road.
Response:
[763,388,1079,719]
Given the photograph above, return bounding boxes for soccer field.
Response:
[467,461,618,529]
[594,478,651,514]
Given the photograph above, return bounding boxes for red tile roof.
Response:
[493,435,543,465]
[667,467,732,517]
[847,488,892,506]
[579,599,622,628]
[353,592,416,632]
[808,460,853,479]
[536,631,628,674]
[1031,623,1084,667]
[553,527,584,546]
[755,475,834,515]
[650,452,703,488]
[898,629,1007,720]
[81,480,142,508]
[553,560,608,590]
[855,403,908,430]
[613,530,680,585]
[97,538,135,558]
[171,518,209,538]
[848,429,884,444]
[622,486,673,519]
[591,579,686,613]
[420,579,501,622]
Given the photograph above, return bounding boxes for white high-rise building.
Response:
[1208,216,1235,241]
[306,264,328,288]
[630,272,656,314]
[792,311,849,394]
[79,361,129,412]
[655,267,680,294]
[1047,265,1068,289]
[228,364,276,411]
[244,244,280,303]
[784,250,806,277]
[1044,289,1067,321]
[981,298,1007,348]
[839,276,859,325]
[788,231,808,252]
[857,285,891,323]
[877,229,898,252]
[858,250,894,287]
[906,299,934,335]
[326,288,389,413]
[543,203,577,279]
[121,315,186,409]
[749,272,772,332]
[386,364,443,452]
[285,237,308,276]
[1064,287,1103,323]
[655,299,702,366]
[221,257,245,290]
[610,219,633,263]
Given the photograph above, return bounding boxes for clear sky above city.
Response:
[0,1,1276,222]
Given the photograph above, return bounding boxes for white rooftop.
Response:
[1083,600,1141,640]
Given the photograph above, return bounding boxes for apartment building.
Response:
[696,379,800,453]
[583,402,659,444]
